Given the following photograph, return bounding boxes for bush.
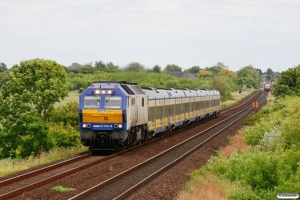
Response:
[49,122,81,147]
[209,150,291,190]
[48,102,80,148]
[49,102,79,127]
[201,95,300,199]
[257,128,284,152]
[230,189,262,200]
[243,109,270,126]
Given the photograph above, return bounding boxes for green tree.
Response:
[273,84,294,98]
[184,66,200,73]
[163,64,182,72]
[152,65,162,73]
[265,68,274,82]
[215,62,228,69]
[48,102,80,147]
[123,62,145,72]
[0,58,68,158]
[0,71,9,88]
[49,102,79,127]
[218,68,237,78]
[68,62,82,71]
[107,62,119,72]
[273,64,300,97]
[79,64,95,74]
[0,62,8,72]
[237,65,261,88]
[205,62,228,75]
[94,60,107,71]
[212,76,234,101]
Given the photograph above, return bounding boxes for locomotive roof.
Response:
[92,80,138,85]
[88,81,146,95]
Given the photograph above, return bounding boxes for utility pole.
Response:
[270,72,275,92]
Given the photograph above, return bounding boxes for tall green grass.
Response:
[0,146,88,177]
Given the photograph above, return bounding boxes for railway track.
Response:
[0,90,266,200]
[69,91,267,200]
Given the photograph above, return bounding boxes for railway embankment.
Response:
[177,94,300,200]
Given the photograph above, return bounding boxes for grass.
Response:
[221,89,255,108]
[55,90,79,107]
[176,172,251,200]
[176,130,253,200]
[52,185,76,193]
[218,129,249,158]
[0,146,88,178]
[177,174,229,200]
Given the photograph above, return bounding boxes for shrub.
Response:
[49,102,79,128]
[257,128,284,152]
[208,151,288,190]
[49,123,81,148]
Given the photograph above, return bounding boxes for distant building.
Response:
[168,72,197,80]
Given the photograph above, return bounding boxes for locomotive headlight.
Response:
[101,90,105,94]
[82,124,87,128]
[95,90,100,94]
[107,90,112,94]
[114,124,122,128]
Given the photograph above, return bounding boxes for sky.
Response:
[1,0,299,73]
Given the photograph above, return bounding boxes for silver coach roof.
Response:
[142,88,169,100]
[182,89,197,97]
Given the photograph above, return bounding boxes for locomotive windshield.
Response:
[105,96,122,109]
[84,96,100,109]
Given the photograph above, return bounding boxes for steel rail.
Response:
[69,92,266,200]
[115,91,266,200]
[0,90,263,200]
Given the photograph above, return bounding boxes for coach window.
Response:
[149,107,154,122]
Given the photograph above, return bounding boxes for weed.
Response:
[52,185,76,193]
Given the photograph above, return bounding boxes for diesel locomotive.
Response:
[79,81,221,153]
[264,82,272,92]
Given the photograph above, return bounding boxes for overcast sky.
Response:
[1,0,299,72]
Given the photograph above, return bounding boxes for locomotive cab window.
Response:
[84,96,100,109]
[105,96,122,109]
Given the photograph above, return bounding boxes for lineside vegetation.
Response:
[177,94,300,199]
